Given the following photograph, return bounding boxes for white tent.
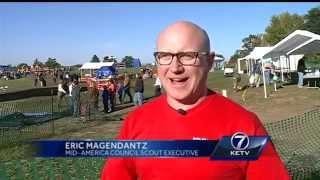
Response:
[80,62,115,78]
[210,54,225,72]
[80,62,115,70]
[263,30,320,59]
[261,30,320,98]
[237,47,273,74]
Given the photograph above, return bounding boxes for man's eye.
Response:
[159,54,172,59]
[180,54,194,59]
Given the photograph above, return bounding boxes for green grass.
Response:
[0,76,58,94]
[0,78,35,93]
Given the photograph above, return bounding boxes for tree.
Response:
[229,50,244,65]
[304,54,320,69]
[103,56,110,62]
[110,56,118,63]
[91,54,100,63]
[45,58,61,69]
[264,12,304,45]
[303,6,320,34]
[33,58,44,67]
[242,34,268,52]
[122,56,134,67]
[17,63,28,69]
[229,33,267,65]
[302,7,320,68]
[103,56,118,63]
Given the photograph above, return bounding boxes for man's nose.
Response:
[169,56,184,74]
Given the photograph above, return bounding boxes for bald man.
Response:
[101,21,290,180]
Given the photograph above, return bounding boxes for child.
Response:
[102,85,109,113]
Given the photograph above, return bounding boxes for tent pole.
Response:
[249,59,252,76]
[248,59,251,76]
[286,55,290,81]
[262,60,267,98]
[238,59,241,74]
[280,56,284,82]
[246,60,249,76]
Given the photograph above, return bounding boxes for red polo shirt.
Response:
[101,91,291,180]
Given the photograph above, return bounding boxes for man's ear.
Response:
[207,52,215,70]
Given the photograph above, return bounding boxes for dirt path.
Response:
[229,85,320,123]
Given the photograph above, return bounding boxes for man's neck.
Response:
[166,88,208,111]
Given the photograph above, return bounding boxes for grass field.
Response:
[1,71,320,179]
[0,76,58,94]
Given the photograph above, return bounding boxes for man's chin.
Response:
[167,92,193,103]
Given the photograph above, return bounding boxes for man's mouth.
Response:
[169,77,189,86]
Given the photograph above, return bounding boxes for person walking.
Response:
[297,57,306,88]
[57,79,68,109]
[102,85,109,113]
[116,76,124,104]
[107,78,117,112]
[122,73,133,103]
[154,75,162,97]
[253,62,262,88]
[134,73,144,106]
[33,73,38,87]
[88,81,99,112]
[71,79,80,117]
[68,79,74,113]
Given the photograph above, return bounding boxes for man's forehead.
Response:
[156,21,210,52]
[156,34,207,52]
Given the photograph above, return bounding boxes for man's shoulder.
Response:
[208,92,264,134]
[209,92,259,122]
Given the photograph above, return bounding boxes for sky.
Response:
[0,2,319,66]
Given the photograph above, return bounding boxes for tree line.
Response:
[90,55,136,68]
[14,57,62,69]
[14,54,136,69]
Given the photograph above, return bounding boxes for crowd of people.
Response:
[33,72,48,87]
[86,71,161,114]
[55,70,162,117]
[0,71,25,80]
[32,69,69,88]
[233,61,279,92]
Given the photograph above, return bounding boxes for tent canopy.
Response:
[214,54,225,61]
[237,47,273,61]
[80,62,115,70]
[288,38,320,55]
[247,47,273,60]
[263,30,320,59]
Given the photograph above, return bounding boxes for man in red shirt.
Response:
[101,21,291,180]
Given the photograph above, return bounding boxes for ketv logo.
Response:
[210,132,268,160]
[230,132,250,156]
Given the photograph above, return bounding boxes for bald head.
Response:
[156,21,211,52]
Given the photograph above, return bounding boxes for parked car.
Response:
[224,67,234,77]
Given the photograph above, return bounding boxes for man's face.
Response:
[156,26,213,103]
